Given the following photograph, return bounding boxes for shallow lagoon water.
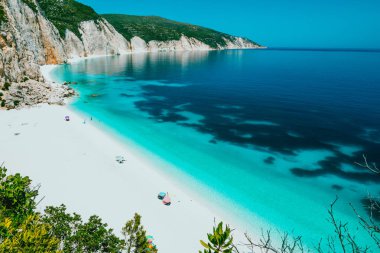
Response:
[52,49,380,248]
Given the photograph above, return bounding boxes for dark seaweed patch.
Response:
[120,93,134,97]
[361,197,380,222]
[135,84,380,184]
[331,184,343,191]
[68,52,380,187]
[291,164,380,183]
[209,139,218,144]
[264,156,276,165]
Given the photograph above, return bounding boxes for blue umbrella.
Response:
[157,192,166,200]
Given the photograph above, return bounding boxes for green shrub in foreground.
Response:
[0,166,156,252]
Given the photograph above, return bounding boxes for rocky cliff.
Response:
[0,0,131,108]
[64,19,131,58]
[103,14,260,51]
[0,0,72,108]
[0,0,261,109]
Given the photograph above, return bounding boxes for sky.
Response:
[78,0,380,49]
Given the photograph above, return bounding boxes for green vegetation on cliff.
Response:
[0,5,7,25]
[102,14,258,48]
[32,1,258,48]
[21,0,38,12]
[37,0,100,38]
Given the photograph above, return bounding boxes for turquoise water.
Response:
[52,49,380,249]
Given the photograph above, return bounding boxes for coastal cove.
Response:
[48,49,380,249]
[0,0,379,252]
[1,48,380,252]
[0,103,242,252]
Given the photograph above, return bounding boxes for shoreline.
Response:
[17,48,377,252]
[0,104,241,253]
[1,56,257,252]
[42,54,263,233]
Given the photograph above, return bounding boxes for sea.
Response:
[51,48,380,249]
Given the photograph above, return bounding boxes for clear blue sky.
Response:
[78,0,380,49]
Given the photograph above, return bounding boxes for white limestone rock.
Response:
[0,0,67,84]
[64,30,86,58]
[2,80,75,109]
[78,19,131,56]
[131,35,258,52]
[222,37,260,49]
[130,36,148,52]
[147,35,211,52]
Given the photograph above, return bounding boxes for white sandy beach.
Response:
[0,105,215,252]
[0,66,250,253]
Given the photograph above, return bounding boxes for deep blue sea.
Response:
[52,49,380,248]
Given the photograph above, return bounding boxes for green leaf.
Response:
[200,240,210,249]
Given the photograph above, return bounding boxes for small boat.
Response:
[157,192,166,200]
[162,193,171,206]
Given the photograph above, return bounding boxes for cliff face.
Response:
[0,0,71,108]
[65,19,131,58]
[0,0,261,109]
[223,37,260,49]
[130,35,212,52]
[102,14,261,50]
[0,0,65,84]
[0,0,133,85]
[0,0,134,108]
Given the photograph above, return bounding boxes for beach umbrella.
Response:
[157,192,166,200]
[162,193,171,206]
[146,235,154,244]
